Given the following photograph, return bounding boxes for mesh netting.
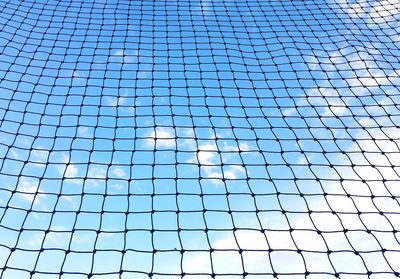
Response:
[0,0,400,278]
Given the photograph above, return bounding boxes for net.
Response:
[0,0,400,278]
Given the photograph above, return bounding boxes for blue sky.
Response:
[0,0,400,278]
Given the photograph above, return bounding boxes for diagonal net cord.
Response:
[0,0,400,278]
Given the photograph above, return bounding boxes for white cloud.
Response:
[186,141,248,184]
[17,177,41,203]
[115,50,124,56]
[226,143,247,157]
[112,167,126,178]
[238,142,251,152]
[223,165,246,179]
[70,70,87,85]
[83,165,108,187]
[56,153,80,184]
[304,54,319,71]
[180,106,399,275]
[72,71,85,78]
[105,96,126,107]
[77,126,91,137]
[9,149,20,159]
[187,142,220,183]
[302,47,399,119]
[27,232,45,248]
[31,148,49,162]
[144,127,176,149]
[345,127,400,183]
[182,231,270,275]
[29,226,90,247]
[61,195,78,209]
[182,228,334,275]
[137,63,152,79]
[335,0,398,27]
[194,143,218,165]
[65,164,78,177]
[180,178,398,275]
[88,165,107,179]
[24,227,88,251]
[177,128,198,151]
[196,0,212,16]
[213,230,269,251]
[112,49,138,63]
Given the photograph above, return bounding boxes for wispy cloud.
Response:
[111,49,138,64]
[57,153,80,184]
[31,147,49,163]
[187,141,248,184]
[144,127,176,149]
[112,167,127,178]
[104,96,126,107]
[77,126,92,137]
[17,177,42,203]
[195,0,213,16]
[85,164,108,187]
[335,0,397,27]
[60,195,78,209]
[27,226,91,249]
[8,148,20,160]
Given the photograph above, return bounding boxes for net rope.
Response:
[0,0,400,278]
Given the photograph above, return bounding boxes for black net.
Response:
[1,0,400,278]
